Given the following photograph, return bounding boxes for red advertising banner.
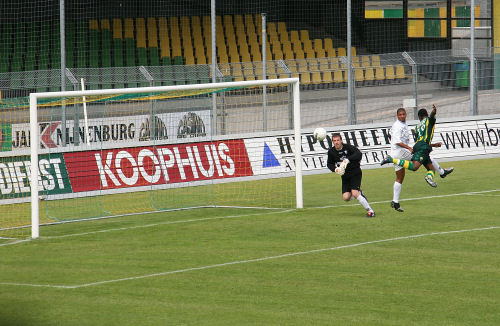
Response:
[63,140,253,192]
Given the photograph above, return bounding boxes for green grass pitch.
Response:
[1,158,499,325]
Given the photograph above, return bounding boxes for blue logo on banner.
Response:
[263,142,280,168]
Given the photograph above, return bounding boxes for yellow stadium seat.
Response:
[364,67,375,85]
[241,52,252,62]
[385,65,395,82]
[124,18,134,39]
[218,62,231,76]
[313,39,323,52]
[333,70,345,84]
[284,50,295,60]
[292,40,302,52]
[90,19,99,31]
[316,49,326,58]
[300,72,311,85]
[300,30,310,42]
[112,18,123,40]
[311,72,322,85]
[303,39,313,52]
[327,48,336,57]
[337,47,346,57]
[297,59,308,73]
[290,30,300,42]
[322,71,333,84]
[375,66,385,80]
[318,57,330,70]
[395,65,407,80]
[351,56,360,68]
[147,18,158,48]
[232,63,244,81]
[101,19,110,30]
[361,56,371,68]
[185,55,195,65]
[354,68,364,84]
[268,22,277,35]
[324,38,334,50]
[371,55,381,67]
[273,51,283,61]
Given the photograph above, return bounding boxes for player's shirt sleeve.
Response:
[327,149,339,172]
[345,144,362,163]
[390,122,402,145]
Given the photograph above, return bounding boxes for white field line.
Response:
[312,189,500,209]
[0,209,295,247]
[1,189,499,248]
[1,225,498,289]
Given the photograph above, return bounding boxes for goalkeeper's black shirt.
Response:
[326,143,363,178]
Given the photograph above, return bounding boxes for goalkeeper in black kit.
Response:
[327,133,376,218]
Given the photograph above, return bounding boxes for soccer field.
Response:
[1,158,499,325]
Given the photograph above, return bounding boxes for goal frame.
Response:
[29,78,303,239]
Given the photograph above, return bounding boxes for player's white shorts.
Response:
[391,148,412,171]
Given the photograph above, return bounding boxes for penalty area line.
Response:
[0,225,499,289]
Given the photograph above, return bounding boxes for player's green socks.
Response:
[426,170,435,180]
[392,158,414,170]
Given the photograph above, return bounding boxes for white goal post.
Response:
[29,78,302,239]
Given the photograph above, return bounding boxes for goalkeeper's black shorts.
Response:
[341,171,362,194]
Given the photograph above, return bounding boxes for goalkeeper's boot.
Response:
[440,167,454,178]
[391,201,404,212]
[424,175,437,187]
[380,155,393,166]
[366,211,376,218]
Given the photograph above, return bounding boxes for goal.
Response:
[0,78,302,239]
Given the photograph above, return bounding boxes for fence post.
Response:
[402,52,418,119]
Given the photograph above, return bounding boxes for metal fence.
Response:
[1,47,500,132]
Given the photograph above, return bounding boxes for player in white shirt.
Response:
[390,108,413,212]
[389,108,454,212]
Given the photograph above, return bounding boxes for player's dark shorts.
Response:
[412,141,432,166]
[341,172,362,194]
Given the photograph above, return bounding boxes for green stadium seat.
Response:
[161,57,172,66]
[185,66,198,84]
[137,47,148,66]
[160,66,174,86]
[198,66,211,83]
[0,21,12,72]
[101,20,112,68]
[173,56,184,65]
[149,48,160,66]
[173,65,185,85]
[113,39,124,67]
[125,39,136,66]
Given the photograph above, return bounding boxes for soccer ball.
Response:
[313,127,327,141]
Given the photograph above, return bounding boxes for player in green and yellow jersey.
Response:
[381,104,453,187]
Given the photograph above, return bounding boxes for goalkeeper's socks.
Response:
[393,158,414,170]
[356,194,373,212]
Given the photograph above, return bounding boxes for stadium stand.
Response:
[0,13,421,90]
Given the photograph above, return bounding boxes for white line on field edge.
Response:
[1,189,499,248]
[1,225,498,289]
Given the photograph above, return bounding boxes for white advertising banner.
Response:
[244,115,500,175]
[7,110,211,153]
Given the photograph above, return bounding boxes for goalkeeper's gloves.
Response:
[339,158,349,171]
[335,166,345,176]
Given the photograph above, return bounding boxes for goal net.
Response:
[0,78,302,239]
